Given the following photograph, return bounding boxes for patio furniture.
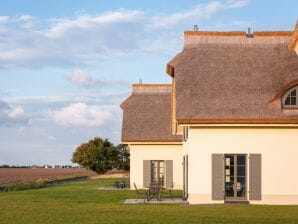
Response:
[133,183,147,202]
[115,179,129,189]
[147,182,161,201]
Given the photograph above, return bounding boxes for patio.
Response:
[124,198,187,204]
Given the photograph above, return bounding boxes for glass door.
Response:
[151,160,165,186]
[224,155,247,201]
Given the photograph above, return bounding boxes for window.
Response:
[151,160,165,186]
[282,86,298,108]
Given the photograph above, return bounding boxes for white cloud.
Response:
[7,106,25,118]
[226,0,251,8]
[0,16,8,24]
[48,102,114,127]
[46,10,144,38]
[0,101,28,126]
[68,69,96,87]
[0,0,250,69]
[150,0,250,29]
[67,68,130,88]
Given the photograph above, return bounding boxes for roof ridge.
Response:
[132,84,172,95]
[132,84,172,88]
[184,31,246,37]
[184,31,292,37]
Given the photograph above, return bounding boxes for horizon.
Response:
[0,0,297,165]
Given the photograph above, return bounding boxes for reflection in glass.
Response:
[225,155,246,199]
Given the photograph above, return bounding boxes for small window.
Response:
[282,86,298,108]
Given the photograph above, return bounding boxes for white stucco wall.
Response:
[184,127,298,205]
[129,144,183,189]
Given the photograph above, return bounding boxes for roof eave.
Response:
[122,139,182,143]
[177,118,298,125]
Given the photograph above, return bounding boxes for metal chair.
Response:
[133,183,147,202]
[147,182,161,201]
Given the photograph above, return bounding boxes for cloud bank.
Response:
[0,0,250,69]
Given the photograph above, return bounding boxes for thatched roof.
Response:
[167,31,298,124]
[121,84,182,142]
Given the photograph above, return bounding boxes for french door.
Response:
[151,160,165,186]
[224,155,247,201]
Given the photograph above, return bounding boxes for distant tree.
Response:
[116,144,130,171]
[72,137,116,174]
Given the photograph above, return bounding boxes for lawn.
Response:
[1,178,298,224]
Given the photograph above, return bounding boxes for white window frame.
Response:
[282,86,298,109]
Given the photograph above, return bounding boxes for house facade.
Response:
[121,23,298,204]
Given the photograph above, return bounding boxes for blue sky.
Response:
[0,0,297,166]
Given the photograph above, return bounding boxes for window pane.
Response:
[160,167,164,174]
[291,97,297,105]
[237,166,246,177]
[292,89,297,96]
[285,97,291,105]
[159,162,164,168]
[237,156,246,165]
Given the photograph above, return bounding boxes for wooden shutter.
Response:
[165,160,173,188]
[212,154,224,200]
[183,156,185,196]
[249,154,262,200]
[143,160,151,188]
[185,155,188,199]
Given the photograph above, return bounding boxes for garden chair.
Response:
[147,182,161,201]
[133,183,147,202]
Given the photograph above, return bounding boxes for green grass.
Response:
[0,178,298,224]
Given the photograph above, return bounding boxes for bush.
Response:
[0,181,46,192]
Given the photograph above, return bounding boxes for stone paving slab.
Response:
[124,198,188,204]
[96,187,129,190]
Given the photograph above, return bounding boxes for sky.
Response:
[0,0,297,166]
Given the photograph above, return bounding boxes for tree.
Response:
[71,137,130,174]
[72,137,117,174]
[116,144,130,171]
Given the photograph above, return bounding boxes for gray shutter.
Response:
[249,154,262,200]
[185,155,188,199]
[143,160,151,188]
[212,154,224,200]
[183,156,185,195]
[165,160,173,188]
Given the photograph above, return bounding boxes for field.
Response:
[0,168,96,185]
[1,178,298,224]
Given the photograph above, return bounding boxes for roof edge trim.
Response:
[122,139,182,143]
[177,118,298,125]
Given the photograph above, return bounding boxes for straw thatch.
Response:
[167,31,298,124]
[121,85,182,142]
